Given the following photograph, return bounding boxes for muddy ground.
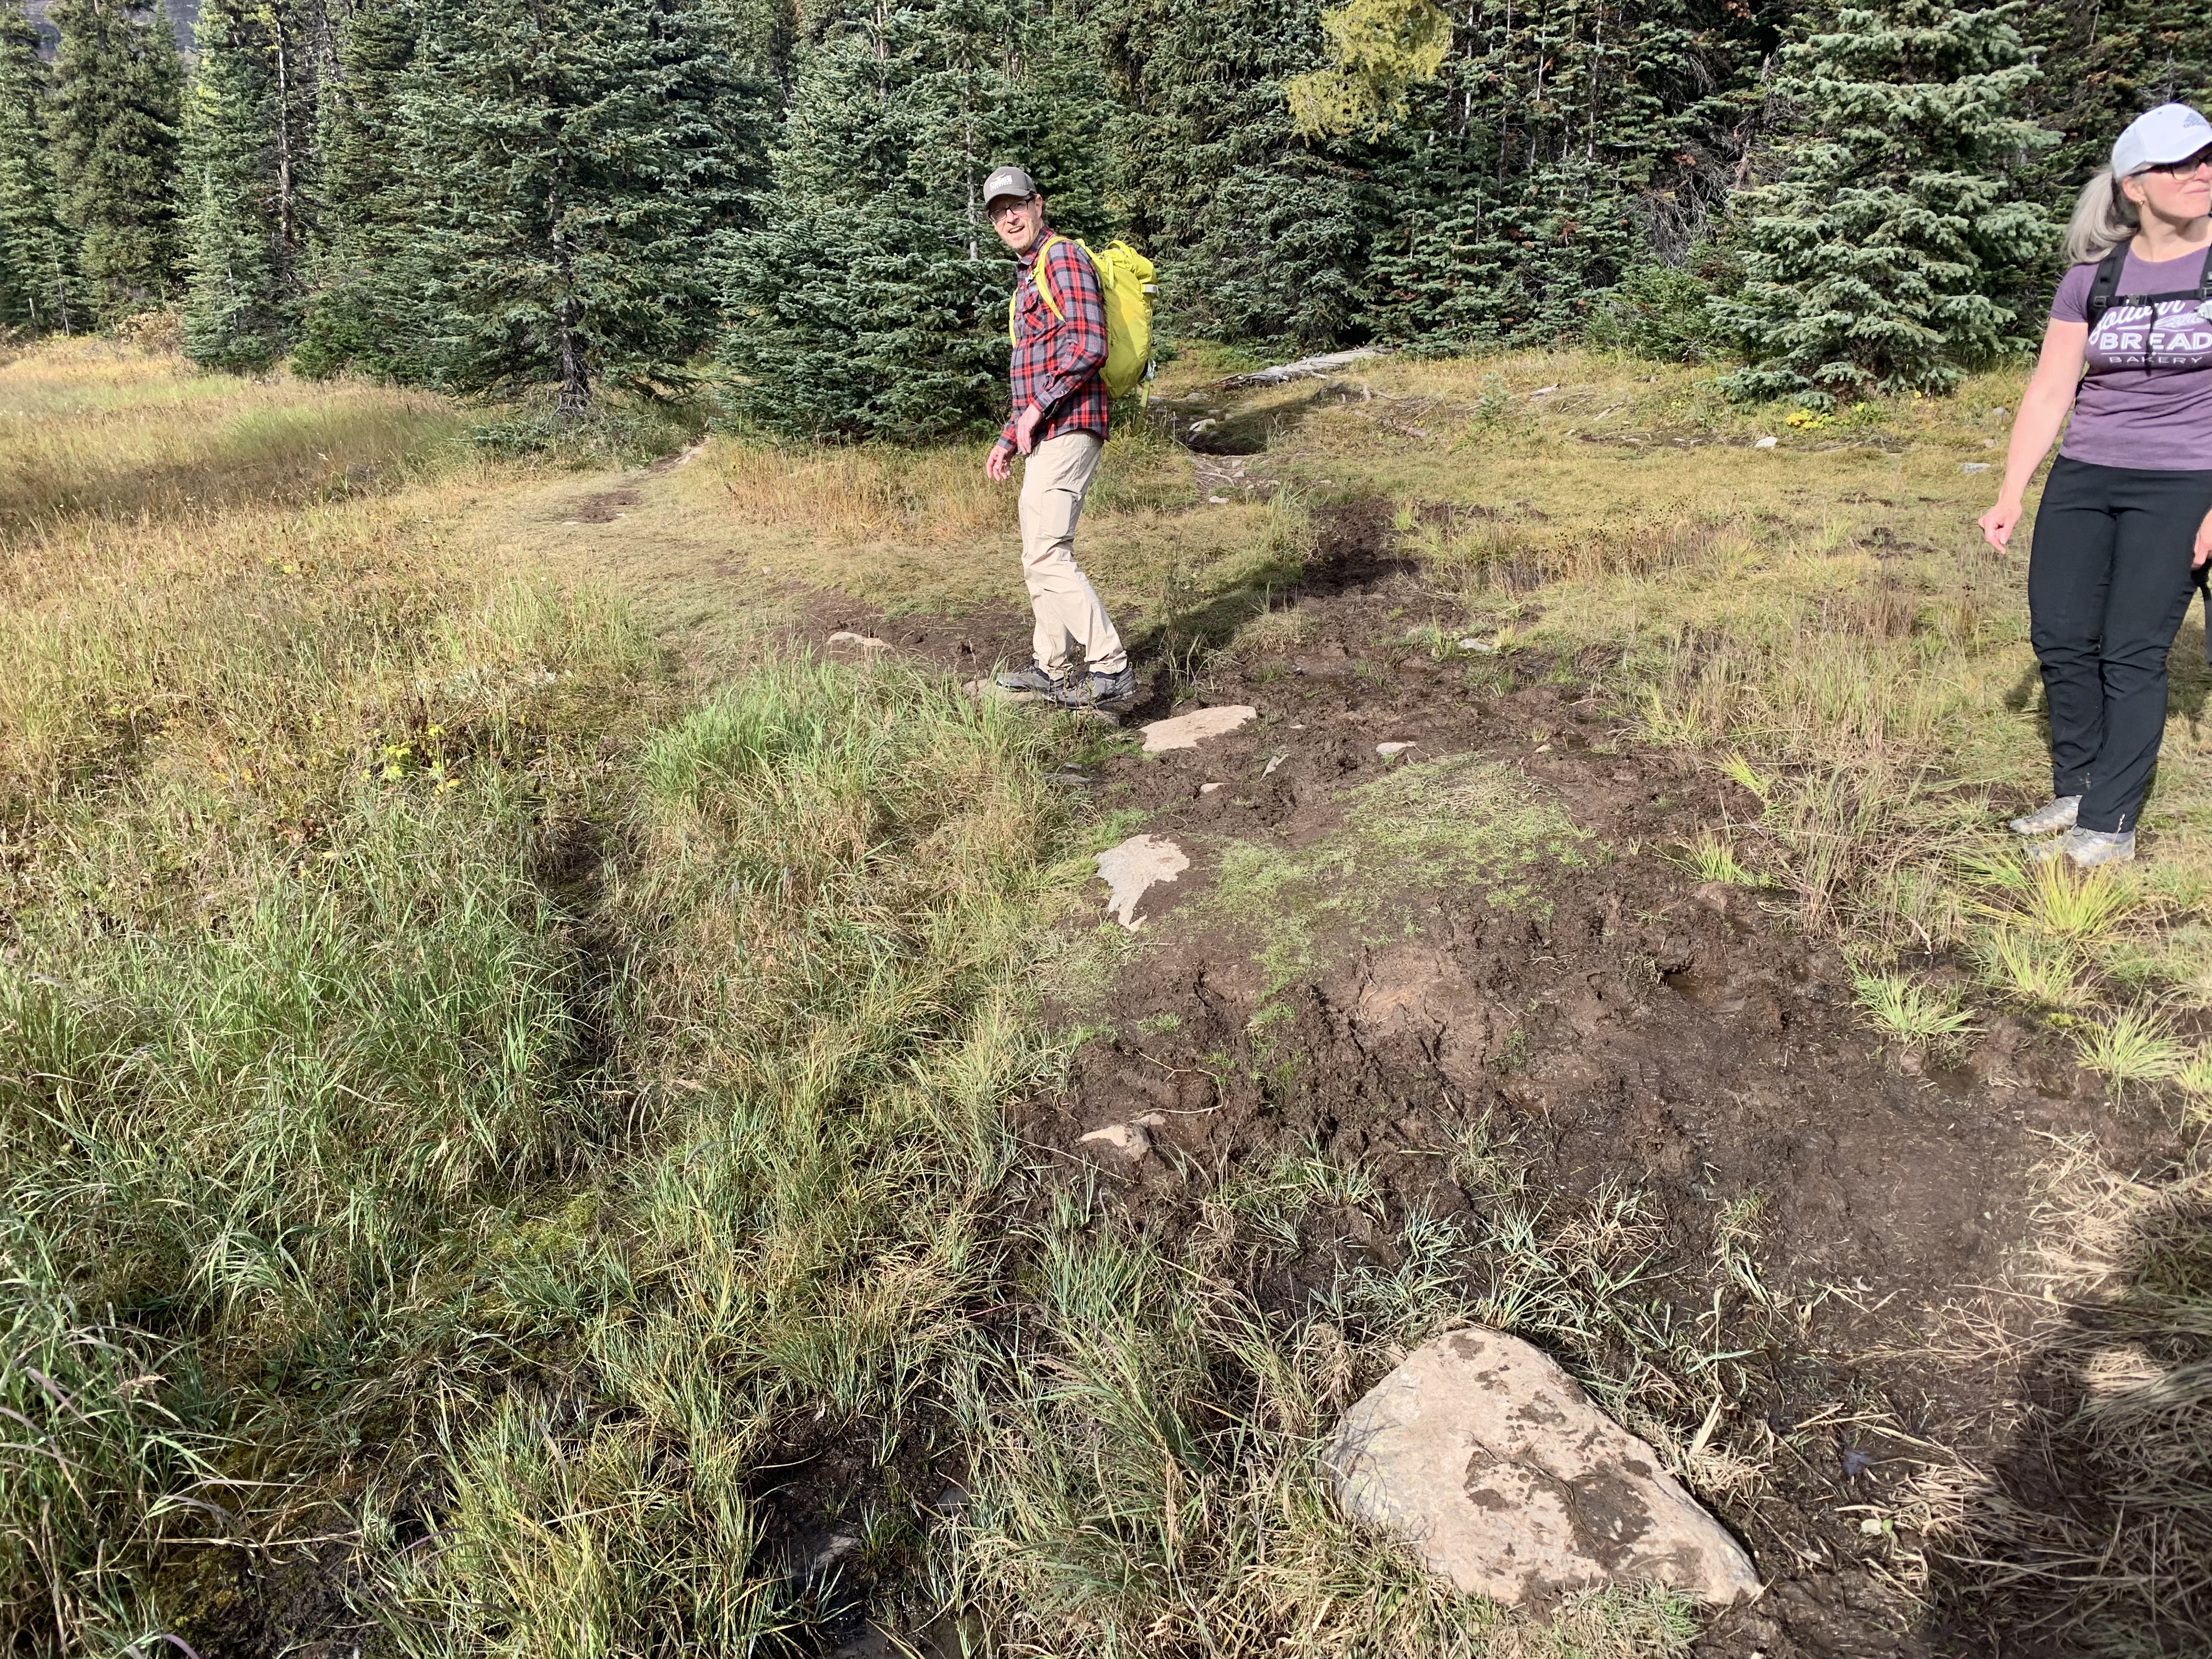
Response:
[809,499,2184,1658]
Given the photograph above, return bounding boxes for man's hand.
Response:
[2196,503,2212,569]
[1013,402,1045,455]
[986,438,1014,482]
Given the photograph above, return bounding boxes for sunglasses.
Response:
[2145,146,2212,177]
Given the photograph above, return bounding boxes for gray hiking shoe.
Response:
[2008,795,2080,837]
[2025,826,2135,869]
[995,662,1069,696]
[1048,664,1137,709]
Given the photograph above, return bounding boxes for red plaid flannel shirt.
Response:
[1003,235,1110,448]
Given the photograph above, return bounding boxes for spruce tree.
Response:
[0,7,77,335]
[1094,0,1370,346]
[2029,0,2210,185]
[49,0,185,323]
[182,0,320,370]
[1350,0,1787,351]
[401,0,751,409]
[293,0,432,380]
[719,0,1081,441]
[1712,0,2056,407]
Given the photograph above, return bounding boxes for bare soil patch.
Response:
[960,532,2179,1657]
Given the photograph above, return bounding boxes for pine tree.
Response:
[182,0,321,370]
[0,7,77,335]
[402,0,751,410]
[719,0,1085,441]
[49,0,185,323]
[1712,0,2056,407]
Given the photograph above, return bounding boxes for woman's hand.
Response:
[2197,504,2212,569]
[1984,317,2089,554]
[1981,497,2024,551]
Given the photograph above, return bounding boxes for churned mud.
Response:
[813,499,2181,1658]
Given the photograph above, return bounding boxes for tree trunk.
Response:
[558,293,589,414]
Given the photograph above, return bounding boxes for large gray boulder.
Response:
[1324,1329,1762,1609]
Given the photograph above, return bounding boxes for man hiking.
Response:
[983,165,1135,710]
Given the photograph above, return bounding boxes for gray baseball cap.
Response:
[981,165,1039,209]
[2113,103,2212,176]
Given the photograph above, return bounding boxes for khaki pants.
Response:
[1019,432,1125,678]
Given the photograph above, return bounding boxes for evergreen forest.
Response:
[2,0,2206,431]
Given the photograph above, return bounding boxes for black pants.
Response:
[2028,458,2212,833]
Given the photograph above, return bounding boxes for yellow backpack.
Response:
[1008,235,1157,402]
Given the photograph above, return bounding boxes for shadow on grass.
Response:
[1923,1177,2212,1655]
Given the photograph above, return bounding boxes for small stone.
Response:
[1325,1328,1762,1608]
[1133,1111,1168,1128]
[1753,436,1778,448]
[1078,1122,1150,1160]
[1376,741,1415,758]
[1095,834,1190,929]
[1458,636,1498,653]
[1961,462,1991,473]
[1263,752,1289,776]
[827,630,893,652]
[1691,881,1733,915]
[1207,494,1230,504]
[1199,782,1223,795]
[1141,705,1256,753]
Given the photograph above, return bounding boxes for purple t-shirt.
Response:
[2051,245,2212,471]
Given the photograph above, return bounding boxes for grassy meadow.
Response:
[2,332,2209,1656]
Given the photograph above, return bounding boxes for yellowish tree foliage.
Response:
[1284,0,1450,139]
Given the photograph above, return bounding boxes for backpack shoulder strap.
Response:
[1032,235,1068,322]
[1011,235,1069,344]
[2085,243,2129,327]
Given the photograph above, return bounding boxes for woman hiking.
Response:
[1980,103,2212,870]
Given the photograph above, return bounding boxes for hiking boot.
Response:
[995,662,1070,696]
[2008,795,2080,837]
[1049,664,1137,709]
[2025,826,2135,870]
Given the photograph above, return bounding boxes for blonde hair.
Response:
[2062,167,2140,264]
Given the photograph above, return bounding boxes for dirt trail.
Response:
[531,448,2172,1658]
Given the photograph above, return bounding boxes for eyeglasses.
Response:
[2146,146,2212,177]
[988,198,1036,223]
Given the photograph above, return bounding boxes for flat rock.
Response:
[827,630,893,652]
[1376,741,1415,758]
[1324,1328,1761,1609]
[1077,1122,1149,1160]
[1094,834,1189,929]
[1140,705,1256,753]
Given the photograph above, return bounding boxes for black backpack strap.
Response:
[2085,243,2129,327]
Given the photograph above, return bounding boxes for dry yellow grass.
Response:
[0,337,462,529]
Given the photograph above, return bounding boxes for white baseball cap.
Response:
[2112,103,2212,176]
